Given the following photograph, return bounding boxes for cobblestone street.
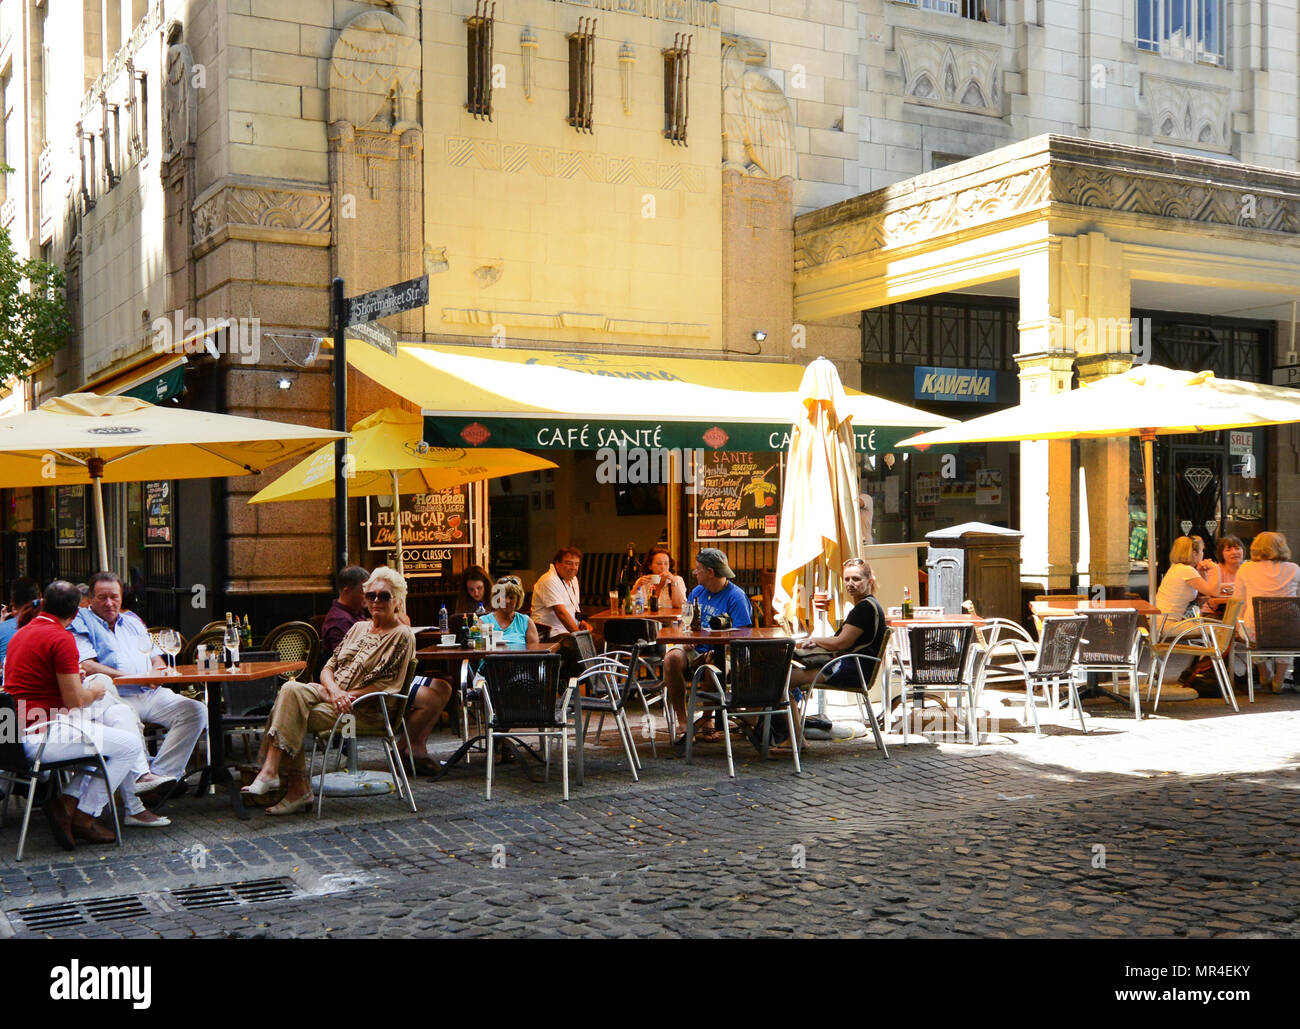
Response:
[4,688,1300,939]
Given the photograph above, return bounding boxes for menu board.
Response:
[693,451,781,541]
[366,486,472,577]
[55,486,87,549]
[144,480,173,546]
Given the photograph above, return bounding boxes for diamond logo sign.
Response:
[1180,520,1193,535]
[1205,519,1219,537]
[1183,467,1214,494]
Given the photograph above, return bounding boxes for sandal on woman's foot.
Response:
[411,757,442,777]
[266,793,314,816]
[241,776,280,796]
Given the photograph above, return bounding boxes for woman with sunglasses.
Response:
[242,567,416,814]
[478,576,540,645]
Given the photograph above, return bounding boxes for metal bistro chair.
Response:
[686,638,802,778]
[1007,615,1089,735]
[801,628,893,759]
[963,601,1035,691]
[1242,597,1300,700]
[1150,597,1243,712]
[896,623,980,745]
[1074,609,1147,719]
[599,619,672,748]
[0,693,123,860]
[573,641,650,782]
[480,653,575,802]
[311,658,420,817]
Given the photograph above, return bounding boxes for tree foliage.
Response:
[0,223,71,382]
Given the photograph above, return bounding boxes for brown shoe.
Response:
[70,811,116,845]
[42,795,75,851]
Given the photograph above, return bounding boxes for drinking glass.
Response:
[224,623,241,668]
[158,629,180,670]
[679,602,693,630]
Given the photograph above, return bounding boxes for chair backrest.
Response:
[1033,616,1088,676]
[904,624,974,686]
[480,653,565,729]
[1076,609,1140,665]
[1216,596,1244,628]
[0,692,31,774]
[727,638,795,708]
[262,620,320,681]
[570,629,598,663]
[603,618,660,650]
[1254,597,1300,649]
[179,624,227,665]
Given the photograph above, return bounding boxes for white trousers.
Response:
[116,685,208,780]
[21,682,150,817]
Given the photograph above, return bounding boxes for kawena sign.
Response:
[914,366,997,404]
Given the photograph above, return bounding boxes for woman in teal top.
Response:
[478,576,540,646]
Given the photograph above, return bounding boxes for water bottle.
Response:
[438,604,449,635]
[635,587,646,614]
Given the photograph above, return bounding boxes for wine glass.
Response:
[137,630,155,670]
[158,629,180,671]
[224,621,241,668]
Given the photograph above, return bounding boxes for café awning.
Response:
[345,341,954,452]
[81,352,188,404]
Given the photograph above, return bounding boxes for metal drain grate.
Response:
[172,876,296,911]
[84,896,150,922]
[12,902,86,932]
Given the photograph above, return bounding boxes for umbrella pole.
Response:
[89,457,109,571]
[1143,432,1156,603]
[392,470,404,576]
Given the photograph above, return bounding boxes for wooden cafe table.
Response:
[114,660,306,819]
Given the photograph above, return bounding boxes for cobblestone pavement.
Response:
[3,688,1300,938]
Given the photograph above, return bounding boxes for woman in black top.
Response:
[792,557,886,690]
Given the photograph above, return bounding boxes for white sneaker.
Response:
[124,811,172,828]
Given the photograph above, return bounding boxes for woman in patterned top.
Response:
[243,567,416,814]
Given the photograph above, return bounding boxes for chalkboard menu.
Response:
[693,451,781,541]
[144,480,173,546]
[55,486,87,549]
[366,486,472,577]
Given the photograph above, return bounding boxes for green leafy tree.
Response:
[0,222,70,382]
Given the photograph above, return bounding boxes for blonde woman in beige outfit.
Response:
[1236,531,1300,691]
[243,567,416,814]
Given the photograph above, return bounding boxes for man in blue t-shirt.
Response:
[664,547,752,743]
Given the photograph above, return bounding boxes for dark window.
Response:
[861,295,1020,370]
[662,34,691,145]
[567,18,596,132]
[466,1,495,120]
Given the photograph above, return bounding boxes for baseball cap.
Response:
[697,548,735,579]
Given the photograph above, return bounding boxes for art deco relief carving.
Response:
[1141,74,1231,152]
[894,28,1000,117]
[329,9,421,131]
[444,136,706,193]
[163,37,197,160]
[721,37,795,181]
[192,184,331,252]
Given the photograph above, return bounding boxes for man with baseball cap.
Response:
[664,547,752,745]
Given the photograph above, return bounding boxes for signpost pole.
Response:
[332,277,348,569]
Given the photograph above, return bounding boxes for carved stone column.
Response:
[1014,349,1077,589]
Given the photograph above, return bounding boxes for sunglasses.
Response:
[498,576,522,585]
[364,591,394,602]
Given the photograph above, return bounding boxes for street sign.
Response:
[1272,365,1300,387]
[344,274,428,327]
[350,320,397,356]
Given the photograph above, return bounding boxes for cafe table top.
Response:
[113,660,306,685]
[415,641,560,661]
[1030,598,1160,616]
[656,625,793,646]
[886,613,987,627]
[587,607,683,626]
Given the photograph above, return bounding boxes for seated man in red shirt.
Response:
[4,580,160,847]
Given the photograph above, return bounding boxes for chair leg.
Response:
[615,710,640,781]
[684,687,697,764]
[859,691,889,759]
[785,705,802,774]
[1023,681,1042,736]
[15,776,40,862]
[560,727,570,802]
[721,705,735,778]
[485,731,494,800]
[1213,652,1238,712]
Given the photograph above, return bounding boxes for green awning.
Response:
[122,363,186,404]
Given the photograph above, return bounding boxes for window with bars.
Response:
[568,18,596,132]
[896,0,999,23]
[1137,0,1226,66]
[662,34,691,145]
[466,0,495,120]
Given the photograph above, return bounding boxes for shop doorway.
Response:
[1168,446,1224,562]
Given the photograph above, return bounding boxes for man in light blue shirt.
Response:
[72,572,207,791]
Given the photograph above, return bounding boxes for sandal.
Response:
[411,756,443,778]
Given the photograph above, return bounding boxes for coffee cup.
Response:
[441,634,456,646]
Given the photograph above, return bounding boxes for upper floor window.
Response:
[662,34,691,145]
[466,0,495,121]
[567,18,596,133]
[897,0,998,23]
[1137,0,1226,66]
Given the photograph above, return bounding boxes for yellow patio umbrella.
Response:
[248,408,556,573]
[897,364,1300,593]
[0,392,346,569]
[773,359,861,632]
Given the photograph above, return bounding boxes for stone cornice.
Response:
[191,177,331,257]
[795,134,1300,272]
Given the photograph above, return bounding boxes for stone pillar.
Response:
[1014,350,1077,589]
[1076,352,1136,592]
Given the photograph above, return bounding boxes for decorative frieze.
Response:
[441,307,709,336]
[893,27,1001,117]
[444,136,707,193]
[191,181,332,254]
[1141,74,1231,153]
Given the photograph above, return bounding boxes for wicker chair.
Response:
[480,653,574,801]
[896,623,980,744]
[261,620,320,683]
[686,638,801,777]
[1074,609,1147,719]
[1242,597,1300,700]
[179,621,227,665]
[1006,615,1089,735]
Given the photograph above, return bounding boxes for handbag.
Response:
[795,646,837,669]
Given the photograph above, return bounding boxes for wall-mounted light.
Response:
[752,330,767,342]
[277,376,293,390]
